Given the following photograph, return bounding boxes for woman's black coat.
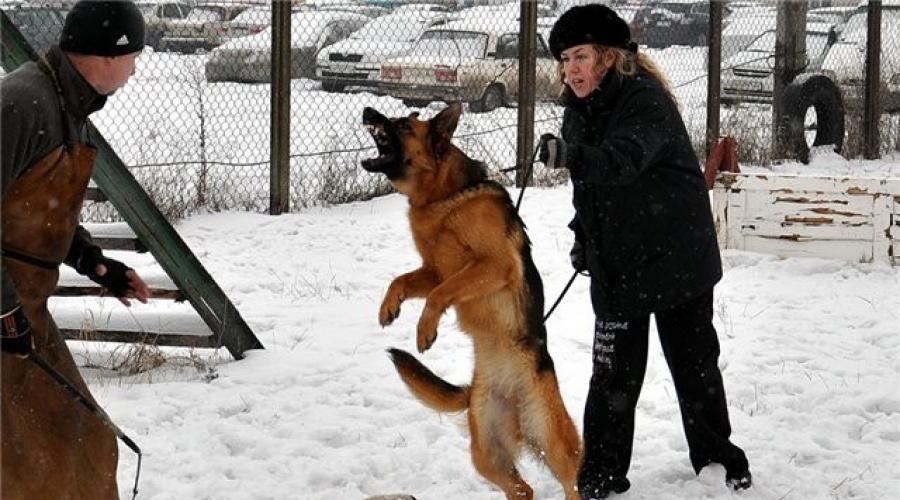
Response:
[562,70,721,316]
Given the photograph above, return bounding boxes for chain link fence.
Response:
[2,0,898,222]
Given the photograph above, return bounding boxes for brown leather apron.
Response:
[1,58,119,499]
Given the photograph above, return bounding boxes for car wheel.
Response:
[783,74,844,163]
[322,82,345,93]
[470,84,505,113]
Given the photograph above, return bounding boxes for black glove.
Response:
[1,305,32,356]
[538,133,568,169]
[570,239,587,273]
[74,246,134,298]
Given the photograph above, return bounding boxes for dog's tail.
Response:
[388,348,469,413]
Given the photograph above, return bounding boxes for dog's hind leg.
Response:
[524,375,582,500]
[468,400,533,500]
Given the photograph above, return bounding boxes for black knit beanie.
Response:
[59,0,145,56]
[548,4,637,61]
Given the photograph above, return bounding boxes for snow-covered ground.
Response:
[31,34,899,500]
[58,182,899,500]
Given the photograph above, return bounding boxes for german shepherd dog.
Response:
[361,103,582,500]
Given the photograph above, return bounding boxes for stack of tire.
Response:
[782,74,844,163]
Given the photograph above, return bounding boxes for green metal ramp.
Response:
[2,10,263,359]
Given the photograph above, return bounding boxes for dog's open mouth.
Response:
[361,123,396,172]
[361,107,401,173]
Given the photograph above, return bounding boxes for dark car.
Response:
[631,0,714,48]
[1,2,68,56]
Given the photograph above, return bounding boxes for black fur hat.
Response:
[59,0,145,56]
[548,4,637,61]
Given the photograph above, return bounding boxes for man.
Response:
[2,2,150,498]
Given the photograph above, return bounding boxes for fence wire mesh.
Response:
[2,0,898,222]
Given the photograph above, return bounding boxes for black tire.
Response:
[783,74,844,163]
[469,84,505,113]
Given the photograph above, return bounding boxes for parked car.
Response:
[377,19,562,112]
[631,0,716,48]
[808,5,856,32]
[159,1,252,53]
[391,3,452,14]
[314,10,453,93]
[1,1,68,55]
[717,4,851,65]
[218,6,271,42]
[817,5,900,113]
[135,0,194,49]
[721,22,835,104]
[205,10,369,83]
[720,7,775,62]
[303,0,390,18]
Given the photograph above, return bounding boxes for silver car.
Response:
[205,10,369,83]
[377,19,561,112]
[721,22,834,104]
[314,10,454,93]
[818,7,900,113]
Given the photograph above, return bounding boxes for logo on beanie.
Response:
[116,35,130,46]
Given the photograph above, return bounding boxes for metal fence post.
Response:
[771,1,807,161]
[270,0,291,215]
[516,0,537,188]
[705,0,723,159]
[864,0,882,160]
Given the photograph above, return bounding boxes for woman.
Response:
[538,4,751,499]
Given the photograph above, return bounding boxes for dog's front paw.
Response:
[379,299,400,327]
[378,288,403,327]
[416,307,440,352]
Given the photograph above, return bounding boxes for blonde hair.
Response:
[557,45,677,106]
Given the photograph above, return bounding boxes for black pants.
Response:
[579,286,748,488]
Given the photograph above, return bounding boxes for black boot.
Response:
[726,467,752,491]
[580,476,631,499]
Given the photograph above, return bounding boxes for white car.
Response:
[377,18,561,112]
[818,6,900,112]
[314,10,454,93]
[721,22,834,104]
[219,6,272,42]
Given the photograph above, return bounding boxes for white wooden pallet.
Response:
[713,172,899,265]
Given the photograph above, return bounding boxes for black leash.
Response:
[505,144,582,323]
[28,352,142,500]
[543,269,582,323]
[502,143,542,213]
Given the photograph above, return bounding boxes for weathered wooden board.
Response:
[714,172,899,265]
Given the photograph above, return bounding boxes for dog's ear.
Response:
[430,102,462,158]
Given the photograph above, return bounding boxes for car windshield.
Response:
[840,10,900,44]
[746,30,829,57]
[352,15,427,42]
[412,30,487,58]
